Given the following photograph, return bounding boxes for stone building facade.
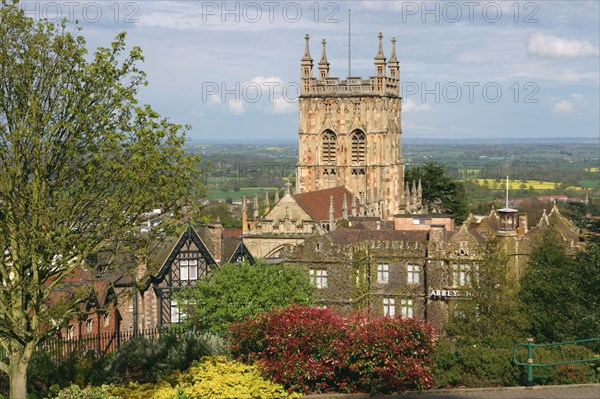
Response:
[285,203,582,332]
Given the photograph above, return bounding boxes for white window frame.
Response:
[309,269,328,289]
[407,264,420,284]
[85,318,94,334]
[377,264,389,283]
[383,297,395,317]
[103,313,110,328]
[170,299,188,323]
[401,298,414,318]
[67,325,75,339]
[180,259,198,281]
[451,264,471,287]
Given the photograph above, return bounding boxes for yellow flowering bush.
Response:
[110,356,300,399]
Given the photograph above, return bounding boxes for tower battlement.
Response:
[300,32,400,98]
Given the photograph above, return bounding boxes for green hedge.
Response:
[433,339,599,388]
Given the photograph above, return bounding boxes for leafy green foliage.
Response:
[25,333,222,397]
[0,4,198,396]
[102,333,220,385]
[445,239,529,348]
[432,340,599,388]
[28,349,107,395]
[177,261,313,334]
[204,202,241,228]
[405,163,468,223]
[432,340,522,388]
[520,230,600,348]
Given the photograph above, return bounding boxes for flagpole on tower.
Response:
[348,9,351,77]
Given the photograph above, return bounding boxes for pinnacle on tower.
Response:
[374,32,387,93]
[301,33,313,62]
[389,35,398,63]
[374,32,386,61]
[274,189,280,204]
[388,35,400,89]
[351,194,357,217]
[342,192,348,219]
[318,39,330,79]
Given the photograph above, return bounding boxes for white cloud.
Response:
[402,99,431,113]
[228,100,245,115]
[552,100,574,113]
[528,33,599,59]
[245,76,297,115]
[551,94,584,114]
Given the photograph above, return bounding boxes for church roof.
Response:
[293,186,356,223]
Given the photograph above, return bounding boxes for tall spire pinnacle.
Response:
[389,35,398,63]
[284,178,292,195]
[351,194,357,217]
[302,33,313,62]
[318,38,330,79]
[263,191,270,213]
[329,195,335,231]
[374,32,386,61]
[342,192,348,219]
[253,194,259,219]
[274,189,280,204]
[319,39,329,66]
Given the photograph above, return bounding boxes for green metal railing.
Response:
[513,337,600,387]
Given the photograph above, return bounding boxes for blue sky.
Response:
[21,1,600,142]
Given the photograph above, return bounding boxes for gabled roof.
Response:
[149,225,218,288]
[227,242,255,264]
[293,186,356,223]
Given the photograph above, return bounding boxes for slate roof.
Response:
[293,186,357,223]
[327,228,429,245]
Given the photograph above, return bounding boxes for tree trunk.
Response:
[9,354,28,399]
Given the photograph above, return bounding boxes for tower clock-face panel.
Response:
[296,33,405,219]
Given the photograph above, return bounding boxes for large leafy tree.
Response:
[520,229,600,347]
[0,3,196,398]
[405,163,468,224]
[177,261,313,335]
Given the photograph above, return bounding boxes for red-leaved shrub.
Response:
[228,305,435,394]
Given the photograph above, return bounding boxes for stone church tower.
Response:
[295,33,404,220]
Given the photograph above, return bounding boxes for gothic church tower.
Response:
[295,33,405,219]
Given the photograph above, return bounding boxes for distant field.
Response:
[585,167,599,172]
[206,187,280,201]
[578,179,600,189]
[469,179,582,191]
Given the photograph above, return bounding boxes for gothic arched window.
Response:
[321,130,337,164]
[351,130,366,163]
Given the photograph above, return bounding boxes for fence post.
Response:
[526,338,534,387]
